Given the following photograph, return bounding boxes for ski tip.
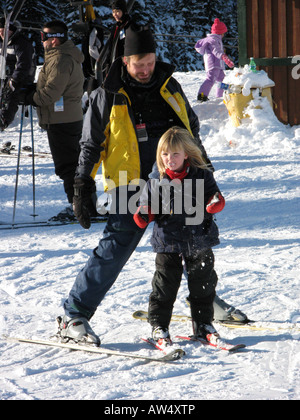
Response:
[133,310,147,318]
[163,349,185,361]
[228,343,246,352]
[174,349,186,358]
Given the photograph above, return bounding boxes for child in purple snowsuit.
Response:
[195,18,234,102]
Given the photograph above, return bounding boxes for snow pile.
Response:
[177,70,300,186]
[223,66,275,92]
[190,68,294,155]
[0,70,300,400]
[223,92,294,154]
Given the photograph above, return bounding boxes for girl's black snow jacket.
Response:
[139,166,221,256]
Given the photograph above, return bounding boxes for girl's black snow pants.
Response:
[148,249,218,330]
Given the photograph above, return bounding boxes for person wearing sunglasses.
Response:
[26,20,94,221]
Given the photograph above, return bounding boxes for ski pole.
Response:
[29,105,38,217]
[12,104,25,225]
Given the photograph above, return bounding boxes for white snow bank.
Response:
[223,65,275,90]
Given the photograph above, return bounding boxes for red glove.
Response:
[222,54,234,68]
[206,192,225,214]
[133,205,155,228]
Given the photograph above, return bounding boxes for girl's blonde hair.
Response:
[156,126,210,176]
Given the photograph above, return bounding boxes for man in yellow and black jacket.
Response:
[75,52,211,188]
[76,57,211,191]
[57,25,215,345]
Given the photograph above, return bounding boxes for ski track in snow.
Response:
[0,70,300,400]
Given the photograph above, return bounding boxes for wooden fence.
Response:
[238,0,300,125]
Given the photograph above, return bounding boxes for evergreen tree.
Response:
[0,0,238,71]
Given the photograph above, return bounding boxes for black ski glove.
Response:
[22,83,37,106]
[73,177,97,229]
[18,83,37,106]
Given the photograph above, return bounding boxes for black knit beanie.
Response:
[111,0,127,13]
[124,24,156,56]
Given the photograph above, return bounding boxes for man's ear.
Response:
[123,56,128,66]
[52,38,60,47]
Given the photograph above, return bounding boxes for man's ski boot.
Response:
[55,315,101,347]
[186,296,250,325]
[213,296,250,324]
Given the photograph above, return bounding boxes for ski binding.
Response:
[142,337,185,360]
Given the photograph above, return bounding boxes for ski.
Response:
[2,335,179,363]
[176,335,246,353]
[0,149,52,158]
[141,337,185,360]
[132,310,300,333]
[215,320,300,333]
[0,11,13,104]
[0,142,52,157]
[0,217,107,230]
[0,151,51,158]
[134,310,191,323]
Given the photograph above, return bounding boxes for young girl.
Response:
[195,18,234,102]
[133,127,225,346]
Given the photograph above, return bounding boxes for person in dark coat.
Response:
[134,126,225,343]
[0,18,36,130]
[99,0,132,80]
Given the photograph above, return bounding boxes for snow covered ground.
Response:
[0,70,299,401]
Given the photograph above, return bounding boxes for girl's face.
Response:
[161,147,188,172]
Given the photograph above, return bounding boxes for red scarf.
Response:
[165,161,190,180]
